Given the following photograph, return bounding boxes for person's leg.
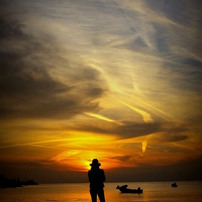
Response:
[90,189,97,202]
[98,189,105,202]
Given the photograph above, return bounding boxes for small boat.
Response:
[171,182,178,187]
[116,185,143,194]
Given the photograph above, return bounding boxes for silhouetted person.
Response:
[88,159,106,202]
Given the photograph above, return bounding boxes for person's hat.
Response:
[90,159,101,166]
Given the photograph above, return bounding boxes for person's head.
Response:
[90,159,101,169]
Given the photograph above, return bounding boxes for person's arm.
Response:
[88,170,92,182]
[102,170,106,182]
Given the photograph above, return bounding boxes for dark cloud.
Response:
[75,121,161,139]
[162,54,202,92]
[134,37,147,48]
[155,123,189,142]
[153,24,170,53]
[167,135,188,142]
[107,156,202,182]
[0,18,106,120]
[0,18,26,39]
[162,124,188,134]
[73,119,191,141]
[121,36,149,52]
[110,155,133,162]
[182,58,202,68]
[146,0,202,25]
[115,121,160,138]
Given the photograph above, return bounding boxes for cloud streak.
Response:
[120,100,153,123]
[85,112,123,125]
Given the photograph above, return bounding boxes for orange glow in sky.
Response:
[50,131,133,171]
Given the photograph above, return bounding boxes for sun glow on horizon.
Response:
[49,131,122,171]
[49,131,154,172]
[51,149,122,172]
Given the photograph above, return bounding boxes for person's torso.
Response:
[88,169,105,189]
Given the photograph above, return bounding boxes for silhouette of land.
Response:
[0,174,38,188]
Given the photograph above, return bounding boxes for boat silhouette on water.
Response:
[116,185,143,194]
[171,182,178,187]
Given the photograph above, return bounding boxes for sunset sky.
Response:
[0,0,202,182]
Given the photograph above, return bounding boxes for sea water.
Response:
[0,181,202,202]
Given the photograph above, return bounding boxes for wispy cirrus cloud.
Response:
[0,18,106,120]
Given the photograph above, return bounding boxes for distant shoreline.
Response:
[0,175,38,188]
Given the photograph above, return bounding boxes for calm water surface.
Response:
[0,181,202,202]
